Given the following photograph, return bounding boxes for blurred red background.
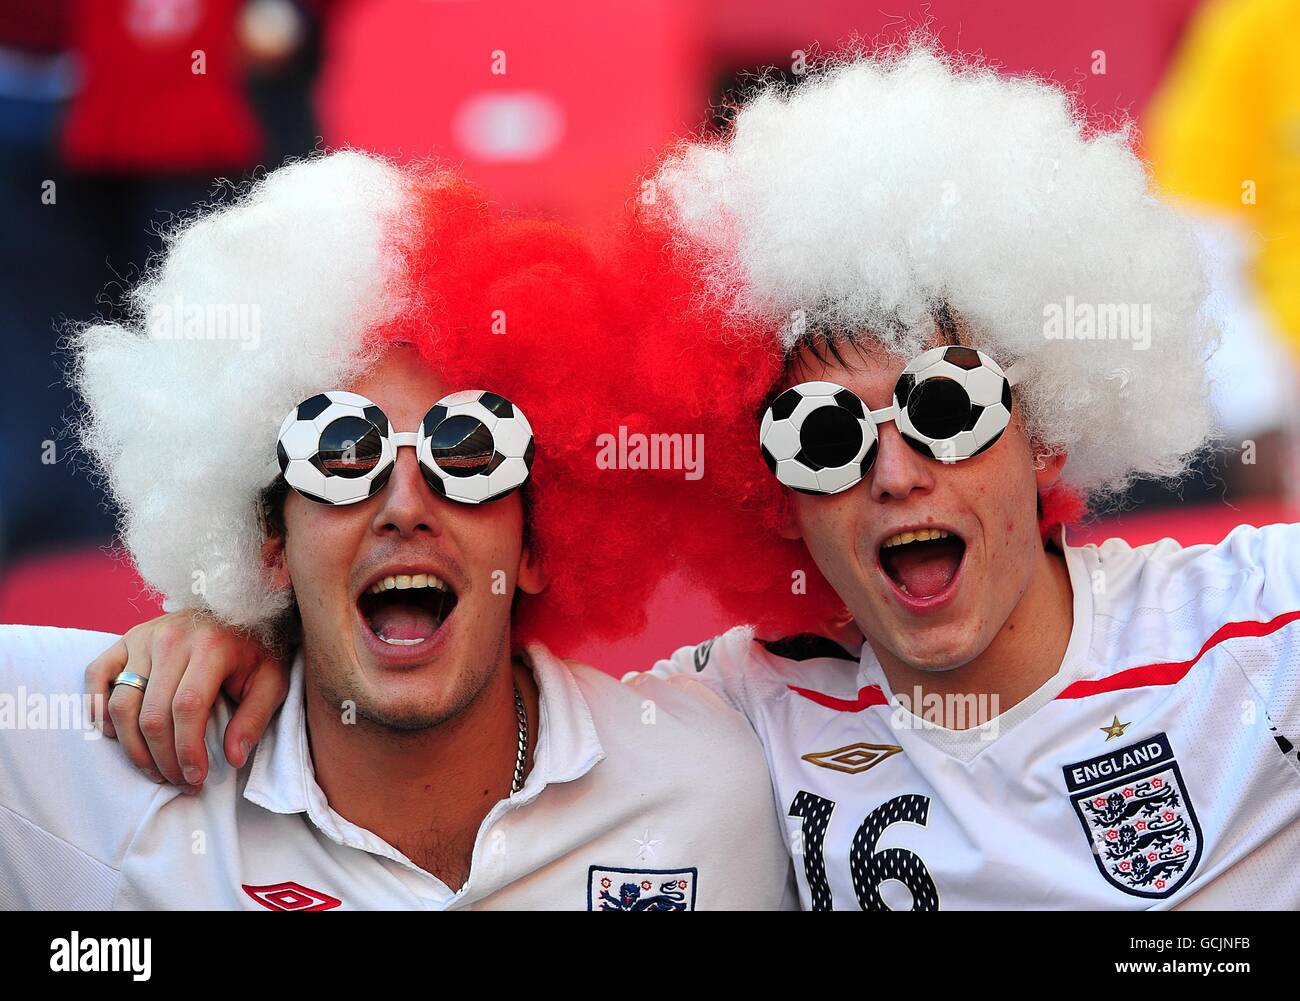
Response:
[2,0,1296,673]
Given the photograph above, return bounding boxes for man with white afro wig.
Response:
[0,152,796,910]
[633,42,1300,909]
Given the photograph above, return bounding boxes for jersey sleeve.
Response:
[1218,523,1300,735]
[631,626,759,719]
[0,625,172,909]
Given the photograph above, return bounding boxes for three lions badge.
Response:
[588,867,697,911]
[1064,733,1203,899]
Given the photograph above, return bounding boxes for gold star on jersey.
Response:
[1101,715,1130,741]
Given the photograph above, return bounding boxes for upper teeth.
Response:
[882,528,952,549]
[367,573,448,595]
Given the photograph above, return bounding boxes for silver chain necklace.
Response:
[510,681,528,796]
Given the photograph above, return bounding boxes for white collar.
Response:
[243,641,605,857]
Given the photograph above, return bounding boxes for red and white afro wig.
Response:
[73,151,670,656]
[632,41,1219,637]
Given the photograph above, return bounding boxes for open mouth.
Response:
[878,528,966,603]
[356,572,459,647]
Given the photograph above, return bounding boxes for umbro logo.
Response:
[801,741,902,774]
[242,881,342,911]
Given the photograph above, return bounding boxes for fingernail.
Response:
[182,766,202,785]
[143,769,165,784]
[238,740,251,767]
[180,784,201,796]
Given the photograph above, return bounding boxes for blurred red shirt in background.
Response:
[62,0,260,172]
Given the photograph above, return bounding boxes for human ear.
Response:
[516,543,548,596]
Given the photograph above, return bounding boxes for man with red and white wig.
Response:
[0,152,795,910]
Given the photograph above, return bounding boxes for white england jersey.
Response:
[0,626,796,910]
[648,523,1300,909]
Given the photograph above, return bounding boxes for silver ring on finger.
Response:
[111,670,149,695]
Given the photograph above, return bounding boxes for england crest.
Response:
[1063,732,1203,899]
[587,866,697,911]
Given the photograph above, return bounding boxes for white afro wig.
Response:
[647,43,1219,497]
[73,151,412,634]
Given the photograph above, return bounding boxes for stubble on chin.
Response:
[308,623,509,735]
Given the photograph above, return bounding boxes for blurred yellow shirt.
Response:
[1146,0,1300,355]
